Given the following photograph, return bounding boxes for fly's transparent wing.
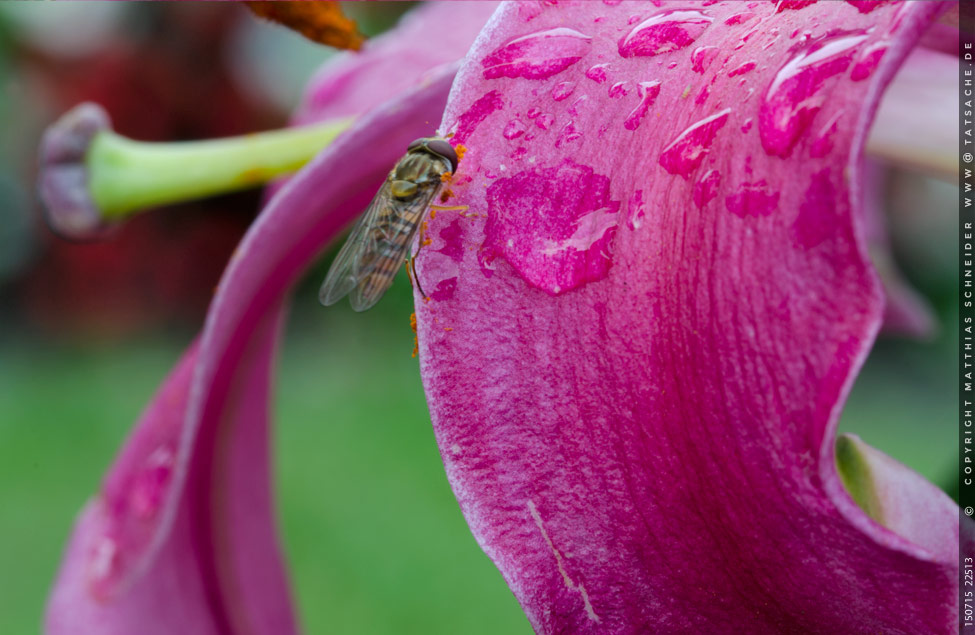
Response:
[348,188,434,311]
[319,179,440,311]
[318,182,390,307]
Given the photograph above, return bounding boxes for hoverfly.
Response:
[319,137,458,312]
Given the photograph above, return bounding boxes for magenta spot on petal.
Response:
[623,80,661,131]
[741,117,754,133]
[724,12,756,26]
[693,169,721,209]
[526,107,541,119]
[608,81,631,98]
[482,159,621,294]
[453,90,505,144]
[481,27,592,80]
[503,118,527,140]
[510,146,528,161]
[728,60,757,77]
[551,81,576,101]
[850,42,887,81]
[694,85,710,105]
[437,218,465,263]
[658,108,731,179]
[585,63,610,83]
[627,189,646,230]
[430,276,458,301]
[690,45,719,73]
[810,112,841,157]
[603,0,623,5]
[758,30,867,157]
[535,113,555,130]
[518,2,544,21]
[725,179,779,217]
[792,168,838,248]
[618,9,714,59]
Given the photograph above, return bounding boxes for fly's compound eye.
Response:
[390,179,418,200]
[424,138,458,173]
[407,137,459,173]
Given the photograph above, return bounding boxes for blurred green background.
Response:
[0,2,956,634]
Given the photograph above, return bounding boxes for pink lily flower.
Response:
[43,1,961,633]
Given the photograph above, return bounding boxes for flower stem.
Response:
[89,118,353,219]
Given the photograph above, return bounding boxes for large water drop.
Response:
[623,80,662,131]
[618,9,713,58]
[758,30,867,157]
[482,27,592,80]
[658,108,731,178]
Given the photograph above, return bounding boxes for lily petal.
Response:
[45,52,462,635]
[417,1,956,632]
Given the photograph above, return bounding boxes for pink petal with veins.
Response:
[416,1,957,632]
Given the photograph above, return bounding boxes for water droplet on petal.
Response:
[453,91,506,144]
[551,81,577,101]
[759,30,868,157]
[129,447,174,521]
[773,0,818,12]
[567,95,589,117]
[623,80,662,131]
[585,63,611,83]
[845,0,894,14]
[850,41,887,81]
[693,169,721,209]
[535,113,555,130]
[658,108,732,178]
[482,27,593,80]
[483,159,621,294]
[627,189,646,229]
[728,60,757,77]
[608,81,631,98]
[690,45,719,73]
[88,535,122,597]
[618,9,714,58]
[725,179,779,217]
[667,61,679,69]
[504,119,528,140]
[810,112,841,157]
[555,122,582,148]
[724,12,757,26]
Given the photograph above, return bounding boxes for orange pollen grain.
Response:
[455,144,468,161]
[431,204,469,212]
[440,171,453,184]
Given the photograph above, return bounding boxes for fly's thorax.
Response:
[392,152,451,191]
